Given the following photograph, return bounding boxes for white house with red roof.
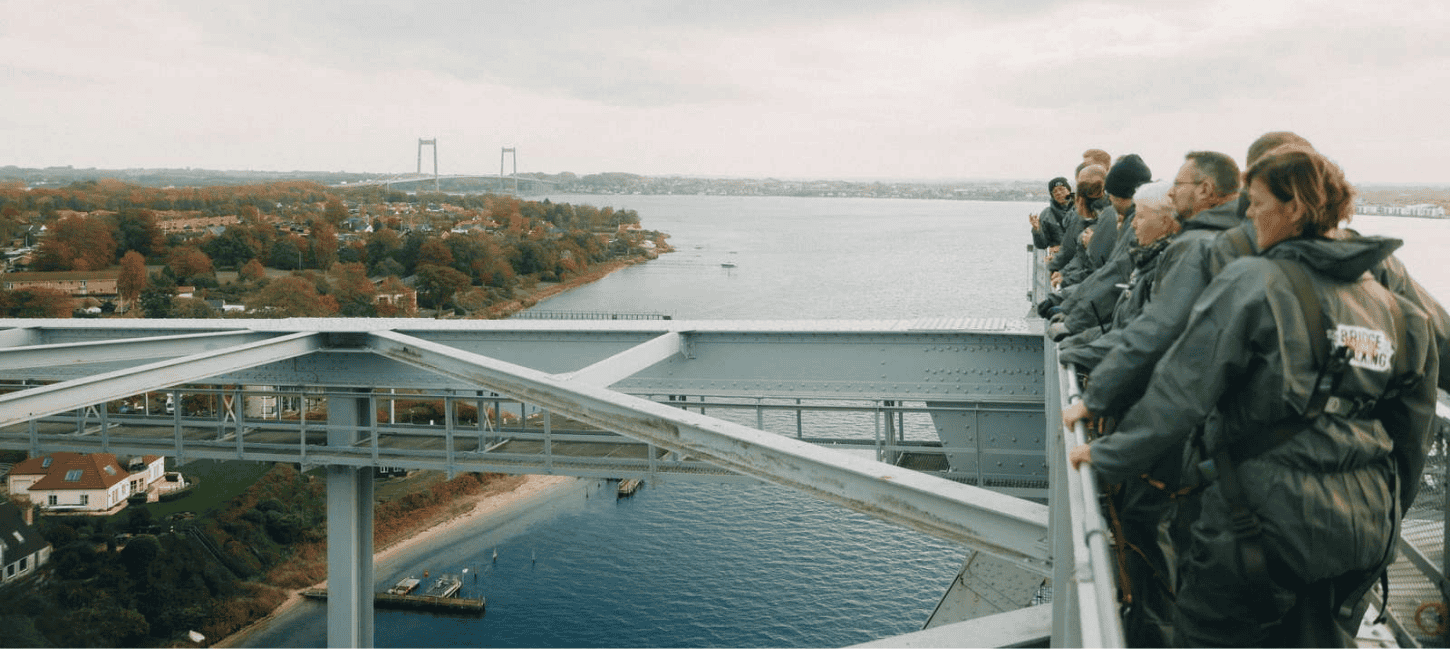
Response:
[6,452,165,513]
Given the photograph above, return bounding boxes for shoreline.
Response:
[480,252,664,318]
[214,474,581,648]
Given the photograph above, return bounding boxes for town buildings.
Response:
[1356,202,1448,218]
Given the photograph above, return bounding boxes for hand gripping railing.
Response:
[1049,357,1125,647]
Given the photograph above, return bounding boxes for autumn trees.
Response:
[0,287,74,317]
[34,214,117,271]
[2,176,660,319]
[244,275,338,317]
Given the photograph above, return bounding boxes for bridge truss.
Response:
[0,317,1126,647]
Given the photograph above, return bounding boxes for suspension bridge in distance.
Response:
[335,141,557,194]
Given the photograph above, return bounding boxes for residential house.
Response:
[2,270,120,298]
[7,452,165,513]
[204,299,247,313]
[155,214,240,234]
[373,278,418,315]
[0,501,50,584]
[341,216,373,233]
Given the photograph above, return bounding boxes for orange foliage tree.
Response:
[117,251,147,313]
[245,275,339,317]
[239,258,266,282]
[166,247,214,281]
[34,215,117,271]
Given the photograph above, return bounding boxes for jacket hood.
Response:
[1264,234,1404,282]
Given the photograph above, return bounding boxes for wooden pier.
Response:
[300,588,485,615]
[617,478,642,496]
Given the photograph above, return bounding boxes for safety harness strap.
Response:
[1208,258,1330,621]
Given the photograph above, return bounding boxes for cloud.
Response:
[3,0,1449,182]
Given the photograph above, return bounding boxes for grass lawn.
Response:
[373,469,448,502]
[141,459,280,519]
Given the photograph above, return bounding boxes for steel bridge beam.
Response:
[0,327,39,347]
[0,330,274,369]
[0,332,324,430]
[0,318,1060,646]
[367,329,1052,574]
[556,331,686,386]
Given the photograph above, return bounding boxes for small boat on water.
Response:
[423,574,463,599]
[721,262,736,268]
[387,577,420,595]
[617,478,642,496]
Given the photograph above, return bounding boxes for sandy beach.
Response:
[214,473,581,648]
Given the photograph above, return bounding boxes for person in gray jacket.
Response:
[1060,151,1242,423]
[1030,177,1073,250]
[1058,181,1179,370]
[1219,131,1450,394]
[1048,164,1109,286]
[1049,154,1153,341]
[1071,145,1439,646]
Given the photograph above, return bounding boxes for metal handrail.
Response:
[1059,364,1125,647]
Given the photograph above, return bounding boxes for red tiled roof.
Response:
[21,452,134,490]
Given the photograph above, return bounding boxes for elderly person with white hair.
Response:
[1056,180,1178,370]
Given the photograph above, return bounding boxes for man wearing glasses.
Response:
[1064,150,1245,432]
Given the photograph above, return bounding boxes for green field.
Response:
[140,459,284,519]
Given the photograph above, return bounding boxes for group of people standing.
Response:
[1028,134,1449,647]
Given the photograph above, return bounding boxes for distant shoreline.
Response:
[479,252,664,319]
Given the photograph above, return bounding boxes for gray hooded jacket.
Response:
[1076,199,1243,416]
[1090,234,1438,584]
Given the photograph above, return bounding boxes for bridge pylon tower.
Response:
[501,147,518,194]
[418,138,439,191]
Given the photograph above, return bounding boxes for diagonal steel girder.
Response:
[0,330,277,369]
[555,330,685,387]
[368,329,1052,574]
[0,332,325,430]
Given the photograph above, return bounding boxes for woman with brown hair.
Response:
[1070,145,1440,646]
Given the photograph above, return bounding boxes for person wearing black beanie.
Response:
[1105,154,1152,199]
[1049,154,1155,344]
[1030,176,1074,250]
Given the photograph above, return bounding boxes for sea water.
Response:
[236,196,1450,647]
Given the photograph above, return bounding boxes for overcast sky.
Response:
[5,0,1448,184]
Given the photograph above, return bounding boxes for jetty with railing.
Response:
[301,573,484,616]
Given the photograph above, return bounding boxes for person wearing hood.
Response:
[1030,176,1073,250]
[1070,145,1439,646]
